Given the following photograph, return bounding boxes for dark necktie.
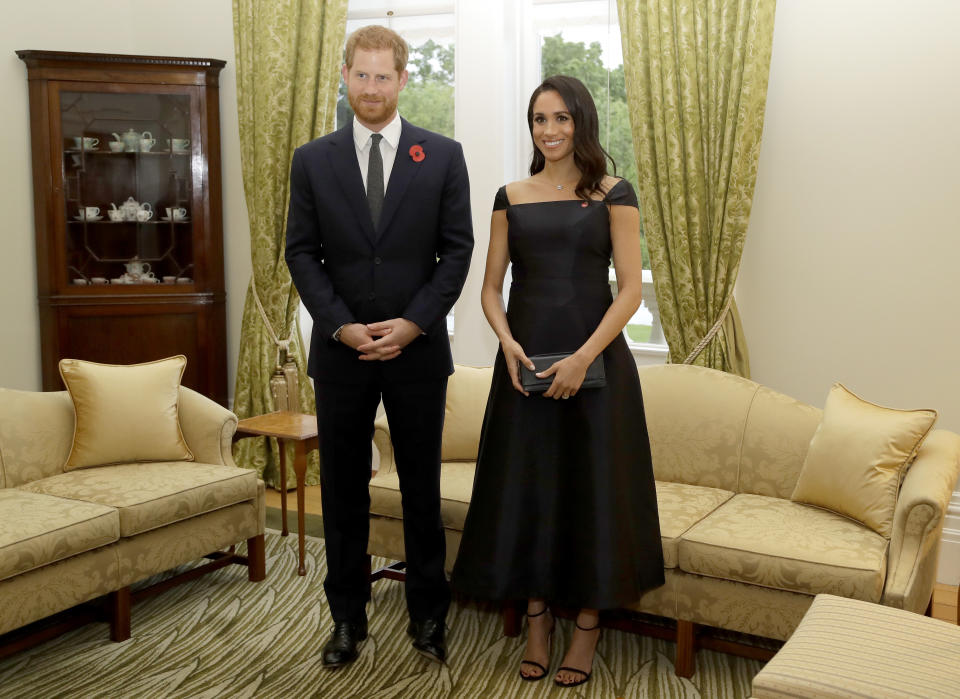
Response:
[367,133,384,228]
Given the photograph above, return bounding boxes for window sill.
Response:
[628,341,669,365]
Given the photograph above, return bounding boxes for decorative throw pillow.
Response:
[59,356,194,471]
[790,383,937,537]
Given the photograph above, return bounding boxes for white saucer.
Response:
[74,215,103,222]
[160,217,190,222]
[172,148,190,154]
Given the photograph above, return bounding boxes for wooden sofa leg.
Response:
[502,602,521,637]
[109,587,131,642]
[247,534,266,582]
[675,619,696,677]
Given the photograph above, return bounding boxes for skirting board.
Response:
[937,490,960,585]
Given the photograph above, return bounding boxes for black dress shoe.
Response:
[322,621,368,668]
[407,617,447,663]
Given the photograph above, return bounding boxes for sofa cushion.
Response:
[678,493,888,602]
[0,489,118,581]
[59,356,194,471]
[19,462,257,537]
[655,481,734,568]
[370,461,474,528]
[791,383,937,538]
[442,366,493,461]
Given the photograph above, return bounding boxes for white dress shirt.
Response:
[353,112,402,191]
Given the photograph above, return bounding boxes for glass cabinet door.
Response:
[60,90,195,288]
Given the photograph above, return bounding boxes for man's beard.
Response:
[348,92,397,125]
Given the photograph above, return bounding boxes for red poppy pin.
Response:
[409,144,425,163]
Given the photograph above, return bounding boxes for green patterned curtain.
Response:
[232,0,347,486]
[617,0,776,376]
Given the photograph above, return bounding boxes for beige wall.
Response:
[739,0,960,434]
[2,0,959,436]
[0,0,250,398]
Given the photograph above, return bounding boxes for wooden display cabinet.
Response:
[18,50,228,405]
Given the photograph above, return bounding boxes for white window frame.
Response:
[329,0,668,366]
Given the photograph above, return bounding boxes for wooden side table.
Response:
[233,411,318,576]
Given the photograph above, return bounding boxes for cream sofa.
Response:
[0,386,265,648]
[368,363,960,675]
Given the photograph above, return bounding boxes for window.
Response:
[321,0,667,358]
[339,4,456,137]
[529,0,661,346]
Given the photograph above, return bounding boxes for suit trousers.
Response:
[314,372,450,625]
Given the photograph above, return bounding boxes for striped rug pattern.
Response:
[0,533,761,698]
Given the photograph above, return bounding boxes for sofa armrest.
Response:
[373,414,395,476]
[883,429,960,611]
[177,387,239,468]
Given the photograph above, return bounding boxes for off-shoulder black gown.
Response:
[451,180,664,609]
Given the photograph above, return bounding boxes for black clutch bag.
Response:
[519,353,606,393]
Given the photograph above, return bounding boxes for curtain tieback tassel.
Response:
[683,293,735,365]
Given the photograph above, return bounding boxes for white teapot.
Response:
[117,196,140,221]
[124,257,151,278]
[112,129,142,152]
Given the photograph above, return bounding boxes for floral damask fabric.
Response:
[370,461,474,528]
[117,501,261,586]
[0,388,74,487]
[679,494,888,602]
[617,0,777,376]
[19,462,258,537]
[738,386,823,498]
[638,364,759,489]
[0,545,119,636]
[231,0,348,486]
[675,571,814,641]
[654,481,734,568]
[0,490,118,581]
[176,385,239,466]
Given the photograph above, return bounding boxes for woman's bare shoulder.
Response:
[504,178,538,204]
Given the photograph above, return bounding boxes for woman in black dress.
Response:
[450,75,664,688]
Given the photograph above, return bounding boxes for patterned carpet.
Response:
[0,532,762,698]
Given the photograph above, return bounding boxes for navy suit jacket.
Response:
[285,118,473,383]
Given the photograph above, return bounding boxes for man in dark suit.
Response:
[285,25,473,668]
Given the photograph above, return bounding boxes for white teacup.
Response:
[139,138,156,152]
[73,278,88,285]
[108,141,124,152]
[162,275,176,284]
[72,136,99,150]
[107,209,124,222]
[136,209,153,222]
[90,277,108,285]
[165,207,188,220]
[176,277,192,284]
[168,138,190,151]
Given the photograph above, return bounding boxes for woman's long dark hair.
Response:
[527,75,616,201]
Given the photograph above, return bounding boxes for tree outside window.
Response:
[337,40,455,139]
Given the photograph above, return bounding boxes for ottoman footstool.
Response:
[751,594,960,698]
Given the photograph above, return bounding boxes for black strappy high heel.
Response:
[519,606,554,682]
[554,620,601,688]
